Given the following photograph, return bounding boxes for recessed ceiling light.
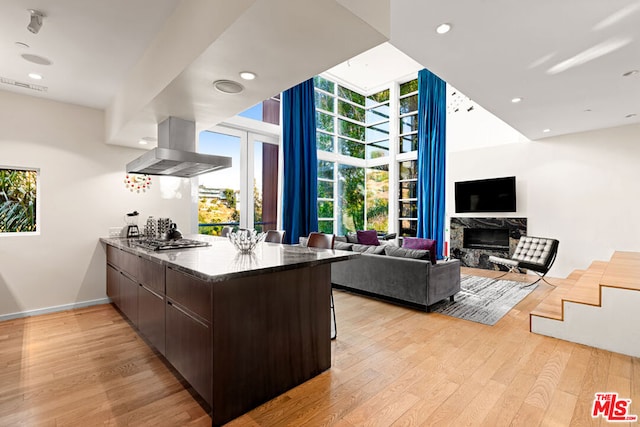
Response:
[584,108,592,112]
[435,23,452,34]
[28,73,42,80]
[239,71,256,80]
[212,79,244,94]
[623,69,639,77]
[625,113,637,118]
[511,97,523,103]
[15,41,30,48]
[543,128,551,133]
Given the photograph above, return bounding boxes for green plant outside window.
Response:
[0,168,38,233]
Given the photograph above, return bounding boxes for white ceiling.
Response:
[0,0,638,146]
[390,0,640,140]
[0,0,179,109]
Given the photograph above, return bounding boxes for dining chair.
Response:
[264,229,286,244]
[307,232,337,340]
[220,226,233,238]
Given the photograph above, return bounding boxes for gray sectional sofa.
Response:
[300,236,461,311]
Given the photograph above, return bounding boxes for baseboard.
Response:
[0,298,111,322]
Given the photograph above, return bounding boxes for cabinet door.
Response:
[119,272,138,326]
[138,284,166,355]
[139,257,164,294]
[166,267,211,322]
[165,301,212,406]
[106,264,120,307]
[119,250,139,278]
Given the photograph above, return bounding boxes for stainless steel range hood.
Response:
[126,117,232,178]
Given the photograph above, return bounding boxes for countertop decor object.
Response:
[228,229,265,254]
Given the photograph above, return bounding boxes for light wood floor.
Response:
[1,269,639,426]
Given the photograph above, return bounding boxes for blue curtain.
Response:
[282,79,318,244]
[416,69,447,259]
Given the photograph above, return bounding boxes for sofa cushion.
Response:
[351,244,386,254]
[335,235,347,243]
[402,237,437,265]
[346,232,359,243]
[357,230,380,246]
[334,241,354,251]
[384,245,431,261]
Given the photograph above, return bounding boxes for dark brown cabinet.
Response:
[106,264,120,306]
[119,272,138,326]
[137,256,166,354]
[106,246,165,351]
[166,300,212,405]
[138,286,165,355]
[165,266,212,405]
[105,242,335,426]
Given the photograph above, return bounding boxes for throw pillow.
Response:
[335,235,348,243]
[357,230,380,246]
[384,245,431,261]
[402,237,437,265]
[351,244,385,254]
[334,241,353,251]
[346,232,359,244]
[381,233,397,241]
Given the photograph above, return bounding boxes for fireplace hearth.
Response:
[450,217,527,270]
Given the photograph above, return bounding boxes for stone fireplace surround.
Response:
[450,217,527,270]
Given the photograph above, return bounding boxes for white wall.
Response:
[448,123,640,278]
[0,91,191,318]
[447,89,530,152]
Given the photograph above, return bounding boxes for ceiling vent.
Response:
[0,76,48,92]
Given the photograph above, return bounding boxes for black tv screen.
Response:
[455,176,516,213]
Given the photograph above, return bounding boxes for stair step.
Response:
[601,251,640,291]
[566,269,585,282]
[529,276,577,320]
[529,262,606,321]
[562,260,608,306]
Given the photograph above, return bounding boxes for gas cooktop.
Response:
[130,238,211,251]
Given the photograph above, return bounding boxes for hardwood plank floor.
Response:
[1,268,638,426]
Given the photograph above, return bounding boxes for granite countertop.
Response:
[100,234,357,283]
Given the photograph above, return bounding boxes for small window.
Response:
[0,167,39,234]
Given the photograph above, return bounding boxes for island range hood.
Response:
[126,117,232,178]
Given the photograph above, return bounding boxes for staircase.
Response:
[530,251,640,357]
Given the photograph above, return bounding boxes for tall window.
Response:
[314,76,391,234]
[397,78,419,236]
[0,167,39,234]
[317,160,334,234]
[197,128,278,235]
[398,160,417,236]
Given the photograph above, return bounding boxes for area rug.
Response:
[430,275,537,325]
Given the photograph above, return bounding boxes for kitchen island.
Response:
[101,235,355,426]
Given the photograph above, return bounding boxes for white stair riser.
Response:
[531,286,640,357]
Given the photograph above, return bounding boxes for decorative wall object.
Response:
[0,167,39,233]
[124,174,152,193]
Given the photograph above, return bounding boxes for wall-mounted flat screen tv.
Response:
[455,176,516,213]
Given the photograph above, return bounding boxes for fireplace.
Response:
[450,217,527,270]
[463,228,509,250]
